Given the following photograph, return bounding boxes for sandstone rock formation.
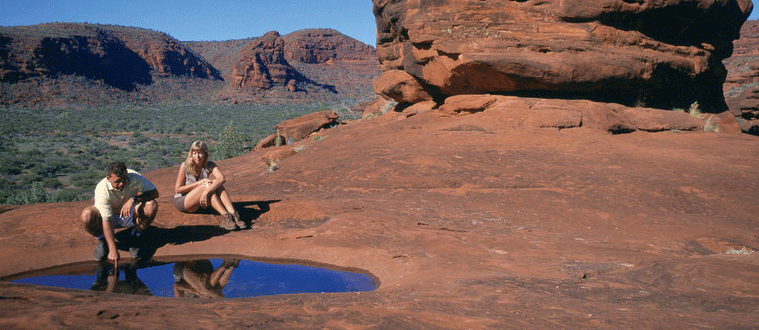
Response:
[106,26,221,80]
[1,24,379,107]
[435,94,710,133]
[283,29,376,64]
[723,20,759,134]
[228,31,370,95]
[230,31,299,91]
[256,110,340,151]
[0,23,221,89]
[372,0,753,113]
[274,110,339,144]
[2,105,759,329]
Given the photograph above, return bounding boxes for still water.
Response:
[6,257,378,298]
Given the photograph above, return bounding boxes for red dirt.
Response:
[1,108,758,329]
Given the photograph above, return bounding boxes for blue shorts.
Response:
[109,205,136,229]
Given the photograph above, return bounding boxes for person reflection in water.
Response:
[173,259,239,298]
[90,262,151,296]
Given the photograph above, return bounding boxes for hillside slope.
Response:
[0,23,380,107]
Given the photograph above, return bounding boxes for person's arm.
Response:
[106,268,118,292]
[103,216,120,265]
[94,181,120,264]
[198,163,226,206]
[121,172,159,217]
[94,180,114,221]
[132,189,159,203]
[121,188,159,218]
[175,163,210,195]
[207,162,226,191]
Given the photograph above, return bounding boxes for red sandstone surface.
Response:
[1,105,758,328]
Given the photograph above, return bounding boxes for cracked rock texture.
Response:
[373,0,753,112]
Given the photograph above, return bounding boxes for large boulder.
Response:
[274,110,340,144]
[373,69,433,104]
[372,0,753,112]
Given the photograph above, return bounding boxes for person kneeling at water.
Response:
[81,161,159,264]
[174,140,244,230]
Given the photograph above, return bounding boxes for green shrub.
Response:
[214,121,247,160]
[6,182,53,205]
[53,188,87,202]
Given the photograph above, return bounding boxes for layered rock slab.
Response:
[373,0,753,112]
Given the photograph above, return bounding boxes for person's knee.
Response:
[80,208,91,223]
[81,207,98,223]
[144,200,158,217]
[81,207,102,235]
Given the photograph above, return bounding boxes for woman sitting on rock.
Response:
[174,140,244,230]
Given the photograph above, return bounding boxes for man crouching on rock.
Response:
[80,161,159,265]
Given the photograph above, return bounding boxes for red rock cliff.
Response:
[0,23,221,89]
[230,31,298,91]
[372,0,753,112]
[283,28,375,63]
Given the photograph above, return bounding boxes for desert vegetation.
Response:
[0,102,334,204]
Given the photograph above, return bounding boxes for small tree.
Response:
[215,121,247,160]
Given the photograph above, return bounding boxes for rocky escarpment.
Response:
[0,23,221,90]
[228,30,379,96]
[229,31,300,91]
[372,0,753,113]
[724,20,759,133]
[283,29,376,64]
[105,25,222,80]
[1,24,379,107]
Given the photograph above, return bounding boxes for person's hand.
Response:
[199,191,209,208]
[121,198,134,217]
[108,249,120,267]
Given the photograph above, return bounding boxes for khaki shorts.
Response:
[174,193,187,212]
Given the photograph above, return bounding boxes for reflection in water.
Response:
[173,259,238,298]
[6,258,377,298]
[90,262,152,296]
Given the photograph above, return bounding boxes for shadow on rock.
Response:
[113,225,228,263]
[112,200,280,262]
[235,199,280,228]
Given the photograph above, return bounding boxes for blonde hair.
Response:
[184,140,209,178]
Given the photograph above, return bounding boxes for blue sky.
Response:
[0,0,377,46]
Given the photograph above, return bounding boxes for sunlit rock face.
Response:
[0,23,221,89]
[372,0,753,112]
[283,29,376,64]
[230,31,297,90]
